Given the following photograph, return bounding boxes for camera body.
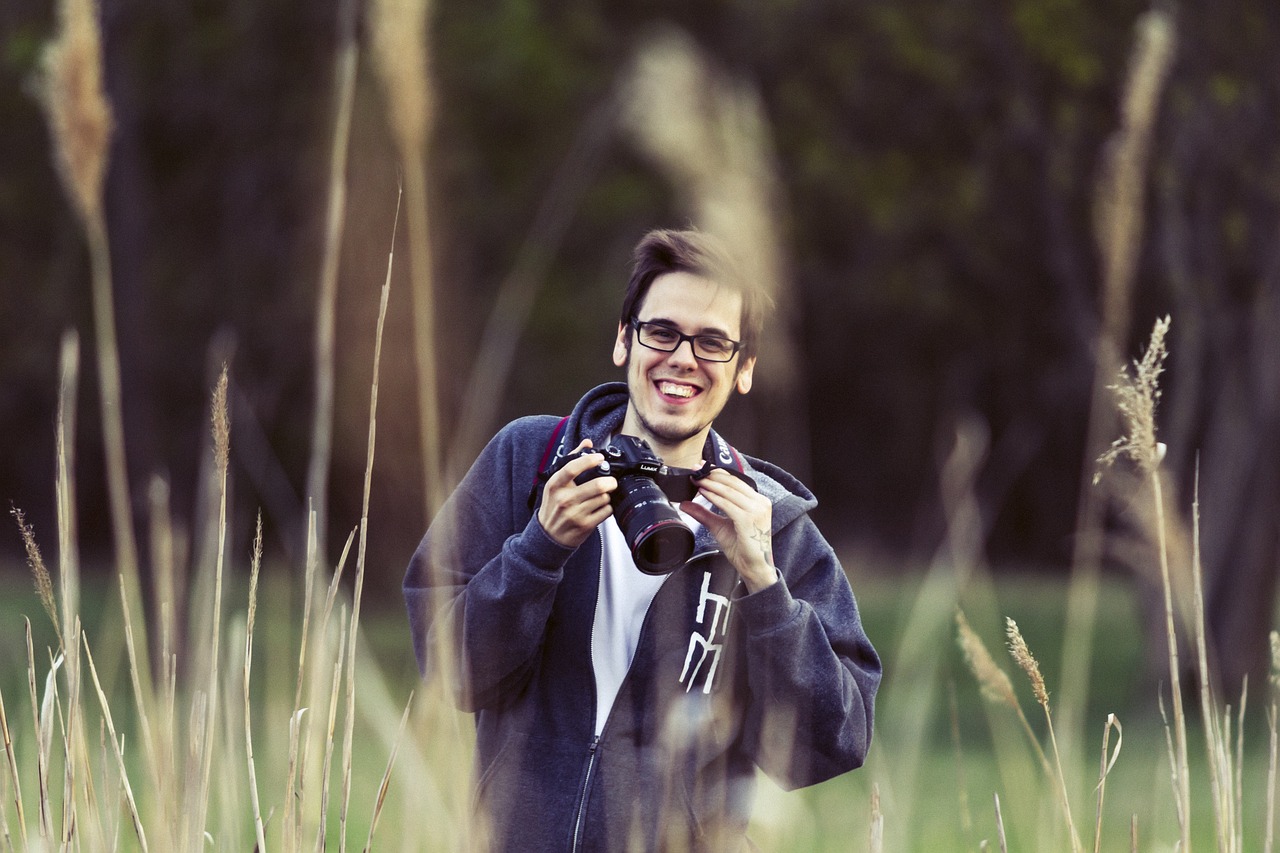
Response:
[559,435,694,575]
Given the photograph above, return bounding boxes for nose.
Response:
[666,337,699,367]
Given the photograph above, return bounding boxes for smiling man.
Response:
[404,228,881,852]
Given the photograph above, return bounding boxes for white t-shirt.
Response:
[590,501,706,736]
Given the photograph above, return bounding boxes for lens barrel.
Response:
[612,475,694,574]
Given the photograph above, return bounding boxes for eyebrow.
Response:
[641,317,735,339]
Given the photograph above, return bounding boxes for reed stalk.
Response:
[120,578,161,798]
[1006,618,1081,852]
[24,621,53,846]
[56,331,81,675]
[192,365,231,848]
[868,783,883,853]
[338,182,399,852]
[306,0,361,556]
[947,679,972,836]
[994,793,1008,853]
[1268,633,1280,853]
[446,94,618,479]
[1235,688,1247,851]
[316,616,348,853]
[294,528,355,846]
[42,0,154,703]
[283,510,320,851]
[1099,316,1191,849]
[1188,458,1232,851]
[364,692,414,852]
[82,635,147,851]
[1093,714,1122,853]
[369,0,442,517]
[244,515,266,853]
[1146,376,1193,853]
[0,736,11,850]
[0,684,27,850]
[1059,7,1176,767]
[872,419,990,847]
[53,331,95,851]
[1268,707,1279,853]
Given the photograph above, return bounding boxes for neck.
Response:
[618,414,709,469]
[644,435,706,470]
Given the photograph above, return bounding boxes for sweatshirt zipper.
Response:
[570,735,601,853]
[572,530,606,853]
[573,530,706,851]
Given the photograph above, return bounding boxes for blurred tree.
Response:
[1147,0,1280,694]
[1,0,1278,700]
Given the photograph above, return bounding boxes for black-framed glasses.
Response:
[630,319,742,363]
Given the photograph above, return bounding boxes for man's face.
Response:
[613,271,756,468]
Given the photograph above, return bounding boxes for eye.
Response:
[696,336,733,356]
[645,326,679,345]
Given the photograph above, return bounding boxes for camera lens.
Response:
[612,475,694,574]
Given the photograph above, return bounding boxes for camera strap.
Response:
[527,416,571,510]
[656,434,756,502]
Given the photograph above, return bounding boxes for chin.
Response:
[640,414,704,446]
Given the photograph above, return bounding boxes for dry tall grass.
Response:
[0,182,435,853]
[11,2,1280,852]
[1057,7,1176,775]
[946,314,1279,852]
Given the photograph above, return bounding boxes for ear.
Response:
[612,322,629,367]
[735,356,756,395]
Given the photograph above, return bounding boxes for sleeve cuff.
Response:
[514,512,579,573]
[732,571,801,636]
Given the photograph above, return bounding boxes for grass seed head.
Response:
[41,0,114,226]
[11,507,60,636]
[1098,315,1170,479]
[370,0,434,153]
[1006,617,1048,707]
[957,611,1018,709]
[212,365,230,473]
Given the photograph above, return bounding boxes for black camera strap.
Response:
[661,452,756,502]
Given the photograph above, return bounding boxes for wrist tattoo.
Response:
[750,526,772,565]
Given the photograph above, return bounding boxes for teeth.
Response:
[660,382,695,398]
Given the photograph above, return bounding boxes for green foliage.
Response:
[2,0,1280,642]
[1010,0,1105,88]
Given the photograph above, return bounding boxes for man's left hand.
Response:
[682,470,778,594]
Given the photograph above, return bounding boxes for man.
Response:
[404,228,880,852]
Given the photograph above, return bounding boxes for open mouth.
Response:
[656,379,700,400]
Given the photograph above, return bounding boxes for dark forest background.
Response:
[3,0,1279,688]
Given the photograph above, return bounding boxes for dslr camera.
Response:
[552,435,694,575]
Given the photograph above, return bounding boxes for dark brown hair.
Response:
[619,228,770,360]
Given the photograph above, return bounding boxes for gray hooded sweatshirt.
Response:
[404,383,880,852]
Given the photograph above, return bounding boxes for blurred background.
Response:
[2,0,1279,696]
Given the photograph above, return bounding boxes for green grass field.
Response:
[1,557,1270,851]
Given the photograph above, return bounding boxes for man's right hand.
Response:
[537,439,617,549]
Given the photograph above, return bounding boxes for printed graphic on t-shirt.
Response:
[679,571,730,694]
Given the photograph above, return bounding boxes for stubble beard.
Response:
[622,344,733,456]
[633,403,708,449]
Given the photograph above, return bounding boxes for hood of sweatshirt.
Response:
[551,382,819,535]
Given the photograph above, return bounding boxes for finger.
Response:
[697,469,756,497]
[576,475,618,500]
[680,500,715,526]
[681,502,729,537]
[547,451,607,488]
[696,476,761,514]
